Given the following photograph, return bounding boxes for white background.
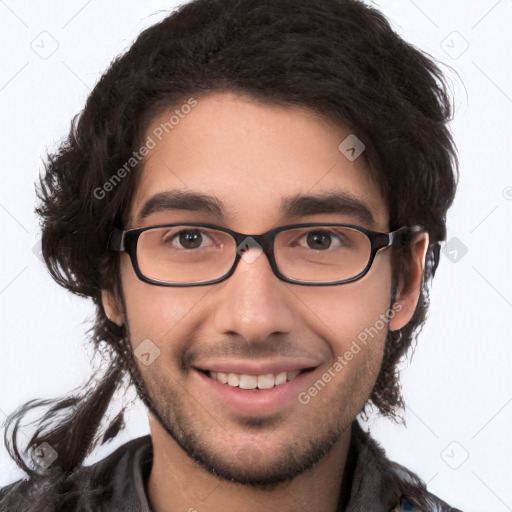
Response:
[0,1,511,510]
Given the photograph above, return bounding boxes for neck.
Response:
[146,417,352,512]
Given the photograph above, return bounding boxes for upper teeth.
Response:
[209,370,301,389]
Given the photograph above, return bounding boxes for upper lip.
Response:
[194,359,320,375]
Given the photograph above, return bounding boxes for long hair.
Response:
[1,0,458,508]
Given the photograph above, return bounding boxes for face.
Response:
[103,91,425,486]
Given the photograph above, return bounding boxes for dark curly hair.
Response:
[1,0,458,509]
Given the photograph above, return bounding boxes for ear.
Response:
[389,232,429,331]
[101,289,124,326]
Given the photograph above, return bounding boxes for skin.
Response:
[102,91,428,512]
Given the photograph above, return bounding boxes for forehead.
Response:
[128,92,388,231]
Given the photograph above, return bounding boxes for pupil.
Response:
[307,231,331,250]
[179,230,202,249]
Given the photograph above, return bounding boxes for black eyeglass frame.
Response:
[109,222,418,287]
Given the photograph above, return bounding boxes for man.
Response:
[0,0,462,510]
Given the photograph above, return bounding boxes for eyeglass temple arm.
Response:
[389,225,442,277]
[109,228,126,252]
[388,224,423,245]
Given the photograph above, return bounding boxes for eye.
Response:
[162,228,215,250]
[296,229,348,251]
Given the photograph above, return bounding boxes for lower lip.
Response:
[194,369,315,416]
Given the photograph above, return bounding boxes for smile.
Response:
[206,370,303,389]
[193,364,318,416]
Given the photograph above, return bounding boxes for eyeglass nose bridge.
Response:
[229,230,280,277]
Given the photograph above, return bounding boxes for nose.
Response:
[212,245,296,344]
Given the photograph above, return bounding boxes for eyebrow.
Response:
[136,190,376,226]
[280,191,376,226]
[137,190,225,222]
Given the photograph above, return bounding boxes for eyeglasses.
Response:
[109,222,416,287]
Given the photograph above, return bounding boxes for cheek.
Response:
[297,254,393,356]
[120,257,206,349]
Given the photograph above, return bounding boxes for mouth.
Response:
[192,364,318,416]
[197,368,313,390]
